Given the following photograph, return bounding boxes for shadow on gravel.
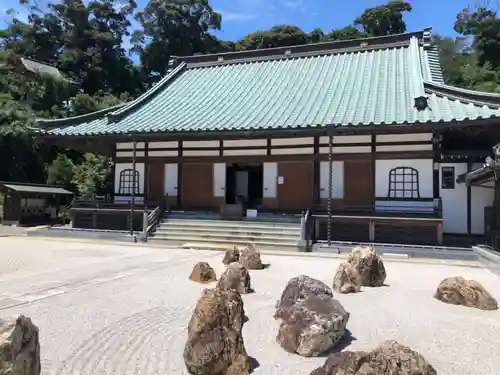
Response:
[249,356,260,372]
[318,329,356,357]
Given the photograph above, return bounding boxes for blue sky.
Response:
[1,0,473,41]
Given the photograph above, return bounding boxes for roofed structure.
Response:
[37,27,500,137]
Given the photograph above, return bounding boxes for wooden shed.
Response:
[0,182,74,226]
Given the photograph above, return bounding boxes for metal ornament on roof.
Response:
[414,96,429,111]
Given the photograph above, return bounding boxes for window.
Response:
[387,167,420,198]
[118,169,140,195]
[441,166,455,190]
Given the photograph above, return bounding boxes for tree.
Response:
[236,25,323,51]
[355,1,412,36]
[71,153,112,198]
[46,154,75,189]
[322,25,366,42]
[454,5,500,69]
[132,0,221,79]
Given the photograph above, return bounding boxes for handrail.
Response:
[300,208,315,252]
[146,205,162,233]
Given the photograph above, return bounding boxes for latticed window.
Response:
[387,167,420,198]
[118,169,140,195]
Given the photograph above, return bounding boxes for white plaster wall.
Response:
[439,163,468,234]
[319,161,344,199]
[114,163,145,204]
[471,162,495,235]
[375,159,433,198]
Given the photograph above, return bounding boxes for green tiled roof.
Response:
[2,183,73,195]
[39,28,500,137]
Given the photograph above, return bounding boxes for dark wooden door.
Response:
[277,161,314,211]
[343,160,374,206]
[147,161,165,201]
[181,163,213,208]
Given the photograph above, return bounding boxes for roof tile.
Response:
[39,30,500,136]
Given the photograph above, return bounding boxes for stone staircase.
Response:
[150,211,302,251]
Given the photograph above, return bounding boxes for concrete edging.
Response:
[473,246,500,275]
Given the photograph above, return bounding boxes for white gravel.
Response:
[0,237,499,375]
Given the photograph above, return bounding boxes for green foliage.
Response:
[132,0,221,78]
[71,153,112,198]
[236,25,315,50]
[355,1,412,36]
[46,154,75,189]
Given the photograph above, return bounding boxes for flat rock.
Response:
[310,340,437,375]
[332,263,361,294]
[277,293,349,357]
[435,276,498,310]
[347,247,386,287]
[189,262,217,284]
[183,288,250,375]
[217,262,252,294]
[0,315,41,375]
[275,275,333,319]
[239,243,264,270]
[223,246,239,265]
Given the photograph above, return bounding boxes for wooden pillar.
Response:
[144,141,149,202]
[370,133,376,206]
[432,132,440,199]
[467,160,472,235]
[313,135,320,206]
[177,141,183,208]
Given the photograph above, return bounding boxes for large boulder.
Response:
[223,246,239,265]
[275,275,349,357]
[0,315,41,375]
[189,262,217,284]
[275,275,333,319]
[347,247,386,287]
[332,263,361,294]
[277,293,350,357]
[239,243,264,270]
[309,340,437,375]
[183,288,250,375]
[217,262,252,294]
[434,276,498,311]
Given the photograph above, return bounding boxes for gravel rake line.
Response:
[53,304,190,375]
[0,251,209,311]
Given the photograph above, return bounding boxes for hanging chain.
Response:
[129,138,137,235]
[327,131,333,246]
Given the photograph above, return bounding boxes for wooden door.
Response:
[343,160,374,206]
[147,161,165,201]
[277,161,314,211]
[181,163,213,208]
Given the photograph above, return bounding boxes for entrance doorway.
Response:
[226,163,263,209]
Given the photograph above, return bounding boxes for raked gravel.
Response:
[0,237,498,375]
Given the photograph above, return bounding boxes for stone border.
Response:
[473,246,500,276]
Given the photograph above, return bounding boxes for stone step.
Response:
[150,234,299,249]
[167,211,301,223]
[154,225,300,237]
[152,231,299,244]
[160,218,301,230]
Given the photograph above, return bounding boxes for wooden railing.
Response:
[69,199,165,233]
[311,198,442,219]
[146,204,164,234]
[308,198,443,246]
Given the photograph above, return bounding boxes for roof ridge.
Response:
[176,30,427,65]
[36,102,126,128]
[424,81,500,108]
[409,36,426,98]
[108,61,187,121]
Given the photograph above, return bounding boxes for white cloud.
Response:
[218,10,257,22]
[282,0,305,10]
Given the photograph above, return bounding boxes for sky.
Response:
[0,0,477,42]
